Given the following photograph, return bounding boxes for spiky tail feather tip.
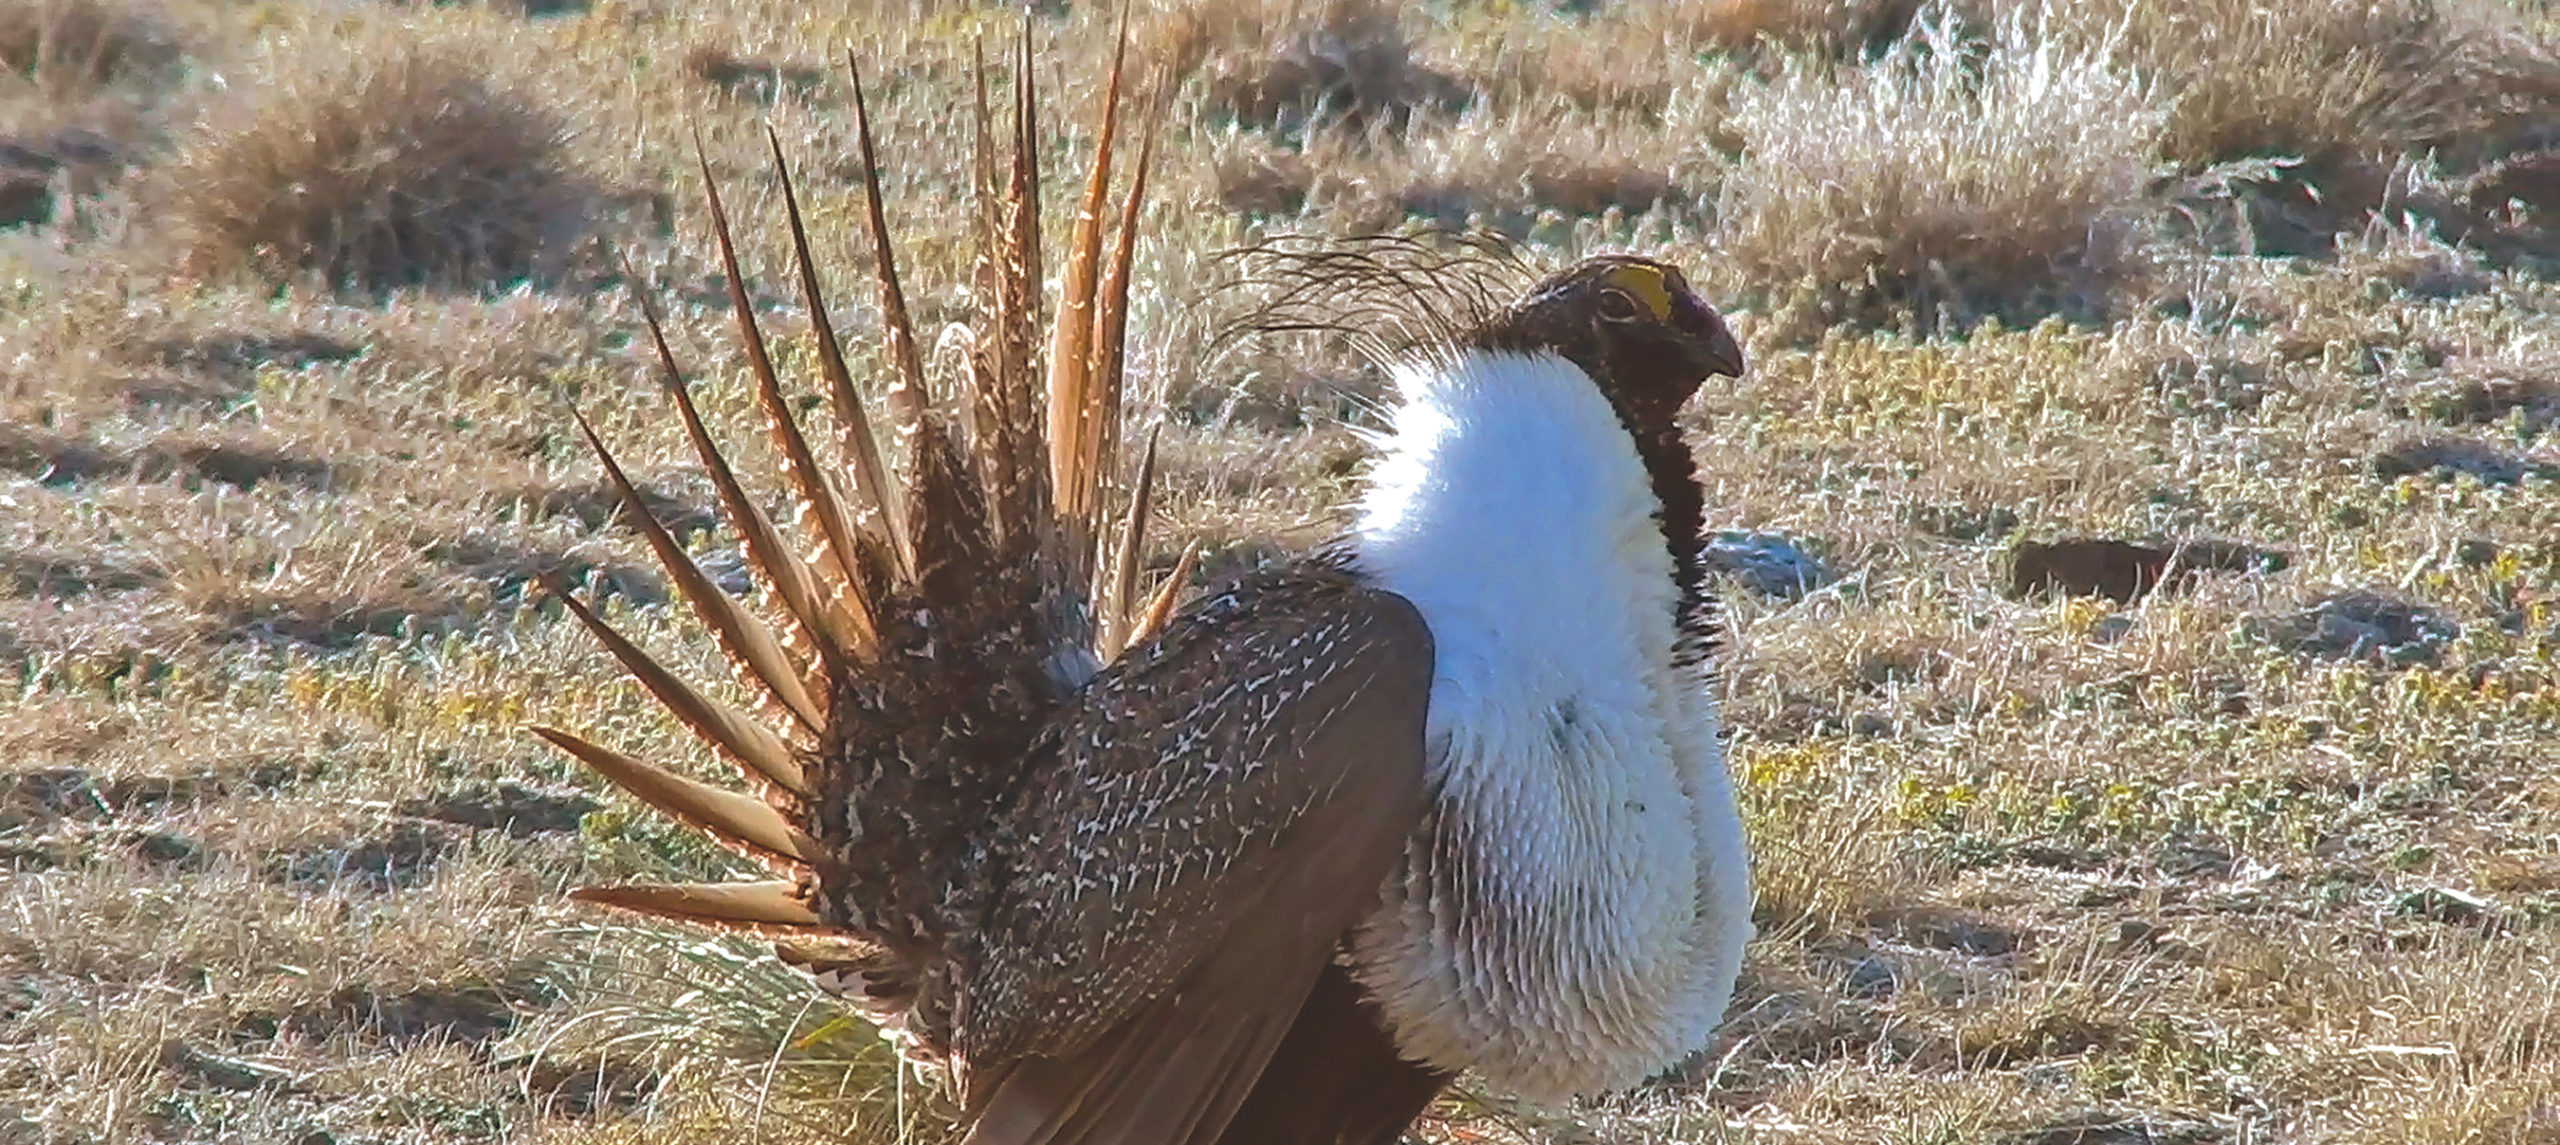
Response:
[530,25,1181,1068]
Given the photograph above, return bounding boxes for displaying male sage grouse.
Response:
[530,37,1751,1145]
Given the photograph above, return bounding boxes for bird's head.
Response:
[1468,255,1745,432]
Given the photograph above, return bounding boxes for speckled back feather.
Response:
[529,28,1187,1068]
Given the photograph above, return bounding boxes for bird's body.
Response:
[522,42,1751,1145]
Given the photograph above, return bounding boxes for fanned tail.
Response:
[532,30,1176,1070]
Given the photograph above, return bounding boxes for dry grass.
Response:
[1,1,2557,1143]
[1167,0,1469,137]
[0,0,176,95]
[1713,11,2167,335]
[2117,0,2560,174]
[158,41,596,292]
[0,0,200,225]
[1647,0,1934,58]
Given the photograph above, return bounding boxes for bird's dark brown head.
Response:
[1467,254,1745,432]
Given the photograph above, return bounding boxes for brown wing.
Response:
[1214,962,1455,1145]
[956,563,1435,1145]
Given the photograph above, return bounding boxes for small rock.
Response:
[2110,918,2164,950]
[1841,954,1900,998]
[1892,909,2018,957]
[1702,531,1835,599]
[276,819,462,891]
[2011,539,2160,600]
[682,45,830,104]
[1908,501,2022,541]
[518,1053,662,1115]
[2370,434,2537,484]
[2462,147,2560,217]
[2071,880,2137,906]
[1998,1110,2226,1145]
[2091,614,2137,644]
[2405,371,2559,432]
[0,169,48,228]
[0,129,132,229]
[37,128,122,171]
[395,782,598,838]
[0,768,106,829]
[2013,844,2101,872]
[2260,589,2459,666]
[2157,840,2233,880]
[131,831,204,868]
[2152,353,2270,414]
[313,983,519,1046]
[697,548,754,595]
[2391,885,2496,926]
[161,1040,307,1093]
[1,978,39,1022]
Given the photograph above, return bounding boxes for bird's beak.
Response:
[1701,311,1745,379]
[1671,288,1747,380]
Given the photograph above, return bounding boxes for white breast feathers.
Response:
[1343,349,1753,1101]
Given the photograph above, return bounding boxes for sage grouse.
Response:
[530,40,1752,1145]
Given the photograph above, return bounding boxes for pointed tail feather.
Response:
[1132,545,1198,650]
[530,724,813,867]
[1098,428,1159,661]
[540,573,811,799]
[1046,11,1131,562]
[696,140,883,666]
[625,262,869,668]
[1081,80,1164,540]
[570,410,825,738]
[538,33,1186,1074]
[763,122,902,606]
[843,56,925,575]
[570,881,824,932]
[996,26,1048,537]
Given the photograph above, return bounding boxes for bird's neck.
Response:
[1349,348,1710,675]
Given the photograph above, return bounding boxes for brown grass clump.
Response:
[2130,0,2560,173]
[681,43,827,104]
[1714,13,2166,334]
[159,46,593,293]
[2105,0,2560,253]
[1208,108,1702,233]
[0,0,175,94]
[1650,0,1931,58]
[1170,0,1470,137]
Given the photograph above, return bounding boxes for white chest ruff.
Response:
[1343,351,1753,1101]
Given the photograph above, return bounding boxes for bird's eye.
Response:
[1595,288,1643,323]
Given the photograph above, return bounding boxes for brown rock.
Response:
[2007,538,2286,603]
[0,167,48,228]
[2465,149,2560,218]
